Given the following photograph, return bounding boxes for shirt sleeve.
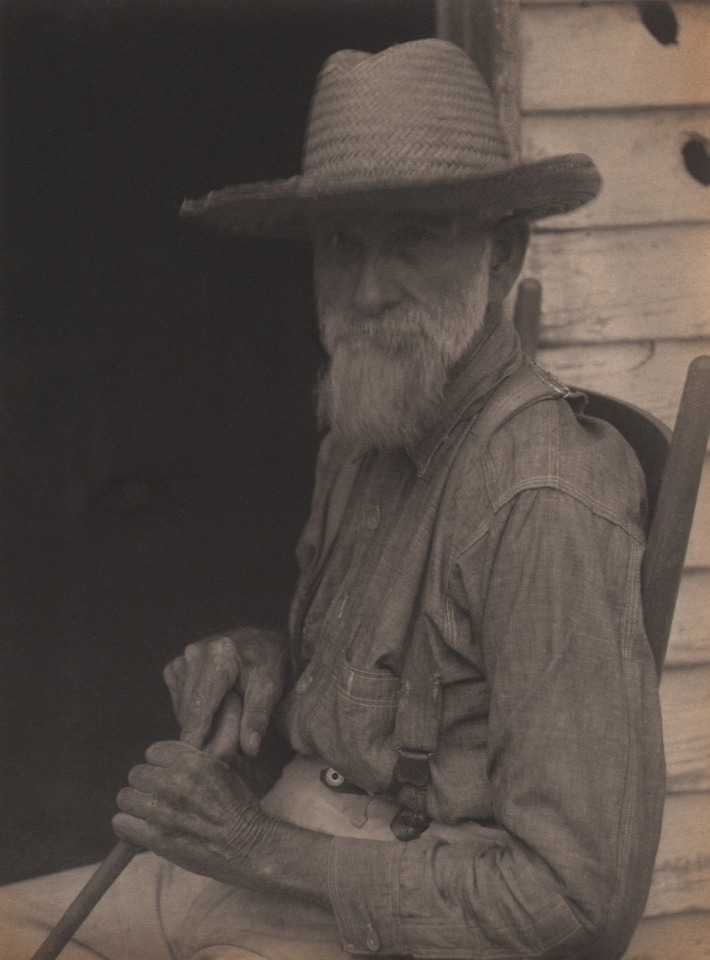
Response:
[326,487,665,958]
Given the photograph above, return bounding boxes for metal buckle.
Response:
[394,748,432,788]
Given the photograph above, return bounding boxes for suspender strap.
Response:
[390,360,571,841]
[391,625,442,840]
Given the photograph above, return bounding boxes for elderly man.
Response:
[1,38,663,960]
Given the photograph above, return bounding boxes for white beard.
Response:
[316,282,490,452]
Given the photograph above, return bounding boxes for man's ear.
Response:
[487,218,531,302]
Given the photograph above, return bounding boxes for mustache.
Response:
[318,300,440,353]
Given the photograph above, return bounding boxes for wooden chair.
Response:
[514,278,710,677]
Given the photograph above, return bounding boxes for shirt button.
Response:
[323,767,345,788]
[295,671,313,694]
[366,506,380,530]
[365,925,381,952]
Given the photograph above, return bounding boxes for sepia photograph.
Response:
[1,1,709,957]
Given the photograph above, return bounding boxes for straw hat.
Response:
[180,39,601,238]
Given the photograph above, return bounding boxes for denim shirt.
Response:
[280,316,665,959]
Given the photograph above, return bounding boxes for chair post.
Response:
[513,278,542,359]
[642,356,710,675]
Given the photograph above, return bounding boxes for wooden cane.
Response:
[29,692,243,959]
[30,840,143,960]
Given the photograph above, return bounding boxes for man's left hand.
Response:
[113,740,279,886]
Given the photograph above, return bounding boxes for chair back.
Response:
[581,390,671,674]
[513,279,710,678]
[635,357,710,675]
[581,391,670,531]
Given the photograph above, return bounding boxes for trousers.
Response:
[0,756,400,960]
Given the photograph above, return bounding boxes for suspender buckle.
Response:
[394,748,432,788]
[390,805,431,841]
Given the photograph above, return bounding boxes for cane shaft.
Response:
[30,840,142,960]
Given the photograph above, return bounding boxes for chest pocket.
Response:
[310,659,402,795]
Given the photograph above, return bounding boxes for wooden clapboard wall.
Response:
[437,1,710,956]
[520,3,710,952]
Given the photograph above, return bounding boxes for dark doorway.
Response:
[0,0,435,882]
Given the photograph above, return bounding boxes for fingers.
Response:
[239,656,286,757]
[162,657,185,714]
[114,747,197,854]
[113,811,153,848]
[161,628,287,756]
[114,741,260,875]
[171,637,240,749]
[145,740,201,767]
[205,689,242,760]
[118,746,204,825]
[117,785,155,819]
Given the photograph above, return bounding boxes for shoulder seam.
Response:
[490,480,646,544]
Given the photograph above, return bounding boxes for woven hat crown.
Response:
[302,40,512,186]
[179,39,601,236]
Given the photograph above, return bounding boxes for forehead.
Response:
[310,209,468,239]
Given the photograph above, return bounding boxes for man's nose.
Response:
[352,253,404,314]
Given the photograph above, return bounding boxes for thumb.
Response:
[240,671,282,757]
[204,690,243,760]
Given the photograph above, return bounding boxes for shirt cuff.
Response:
[328,836,403,954]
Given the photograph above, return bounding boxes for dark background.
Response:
[0,0,435,883]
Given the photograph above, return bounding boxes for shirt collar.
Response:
[405,305,524,476]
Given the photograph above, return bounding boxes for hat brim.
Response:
[180,154,601,239]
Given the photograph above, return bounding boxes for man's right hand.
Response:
[162,628,287,760]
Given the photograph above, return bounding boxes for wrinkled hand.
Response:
[113,741,280,885]
[163,628,287,759]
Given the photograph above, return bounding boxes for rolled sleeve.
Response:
[328,836,402,954]
[328,830,589,958]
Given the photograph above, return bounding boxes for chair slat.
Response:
[513,277,542,358]
[641,356,710,674]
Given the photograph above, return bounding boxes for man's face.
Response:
[312,211,493,451]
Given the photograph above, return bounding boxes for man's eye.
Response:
[391,223,438,251]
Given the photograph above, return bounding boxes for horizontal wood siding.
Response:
[519,0,710,946]
[525,224,710,344]
[661,664,710,793]
[523,108,710,229]
[524,0,708,5]
[686,464,710,568]
[625,911,710,960]
[666,568,710,666]
[521,2,710,111]
[645,792,710,916]
[535,340,710,434]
